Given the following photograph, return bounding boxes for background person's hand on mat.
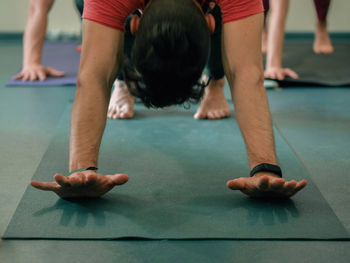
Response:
[264,67,299,81]
[227,173,307,198]
[13,64,65,82]
[30,172,129,198]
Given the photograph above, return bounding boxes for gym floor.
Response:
[0,37,349,263]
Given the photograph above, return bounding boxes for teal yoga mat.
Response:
[3,105,349,240]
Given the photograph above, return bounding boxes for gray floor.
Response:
[0,38,349,262]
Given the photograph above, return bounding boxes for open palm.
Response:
[227,174,307,198]
[31,172,129,199]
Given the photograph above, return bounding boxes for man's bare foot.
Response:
[313,20,334,54]
[194,78,230,120]
[107,80,135,119]
[262,26,268,54]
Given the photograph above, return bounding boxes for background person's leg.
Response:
[207,5,224,82]
[108,15,136,119]
[195,5,230,120]
[314,0,331,22]
[313,0,334,54]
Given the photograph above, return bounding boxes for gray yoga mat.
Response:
[264,42,350,87]
[6,42,80,86]
[3,104,349,240]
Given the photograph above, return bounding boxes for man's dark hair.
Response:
[124,0,211,108]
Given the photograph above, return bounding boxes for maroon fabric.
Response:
[262,0,331,22]
[313,0,331,22]
[262,0,269,21]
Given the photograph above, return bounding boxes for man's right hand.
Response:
[13,64,65,82]
[30,171,129,199]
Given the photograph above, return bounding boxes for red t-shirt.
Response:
[83,0,264,32]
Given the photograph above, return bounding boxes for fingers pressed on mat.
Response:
[295,180,308,192]
[30,72,36,81]
[13,73,22,80]
[30,181,59,191]
[86,174,99,185]
[23,73,29,81]
[109,174,129,186]
[285,68,299,79]
[270,179,285,190]
[226,178,245,190]
[283,180,298,195]
[258,176,269,190]
[69,173,85,186]
[48,67,65,77]
[54,174,70,187]
[38,71,46,81]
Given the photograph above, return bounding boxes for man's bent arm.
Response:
[70,20,124,171]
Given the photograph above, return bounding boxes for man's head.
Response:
[125,0,211,108]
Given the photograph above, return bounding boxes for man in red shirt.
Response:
[31,0,307,199]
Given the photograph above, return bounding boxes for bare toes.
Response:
[194,110,206,119]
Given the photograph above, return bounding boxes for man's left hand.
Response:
[227,173,307,198]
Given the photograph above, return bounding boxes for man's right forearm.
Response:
[23,0,54,67]
[69,77,113,171]
[69,20,124,172]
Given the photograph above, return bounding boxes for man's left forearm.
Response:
[222,14,277,169]
[227,68,277,169]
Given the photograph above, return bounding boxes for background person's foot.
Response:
[107,80,135,119]
[194,78,230,120]
[313,21,334,54]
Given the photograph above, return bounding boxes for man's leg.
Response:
[108,15,135,119]
[313,0,334,54]
[194,5,230,120]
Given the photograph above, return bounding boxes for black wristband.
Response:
[68,166,98,176]
[250,163,282,178]
[86,166,98,171]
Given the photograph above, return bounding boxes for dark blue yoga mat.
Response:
[3,104,349,240]
[264,42,350,87]
[6,42,80,86]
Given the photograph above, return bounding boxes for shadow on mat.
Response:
[183,194,300,226]
[32,193,299,229]
[32,193,199,231]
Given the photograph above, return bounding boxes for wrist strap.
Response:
[68,166,98,176]
[250,163,282,178]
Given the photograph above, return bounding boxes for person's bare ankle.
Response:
[313,20,334,54]
[206,78,226,92]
